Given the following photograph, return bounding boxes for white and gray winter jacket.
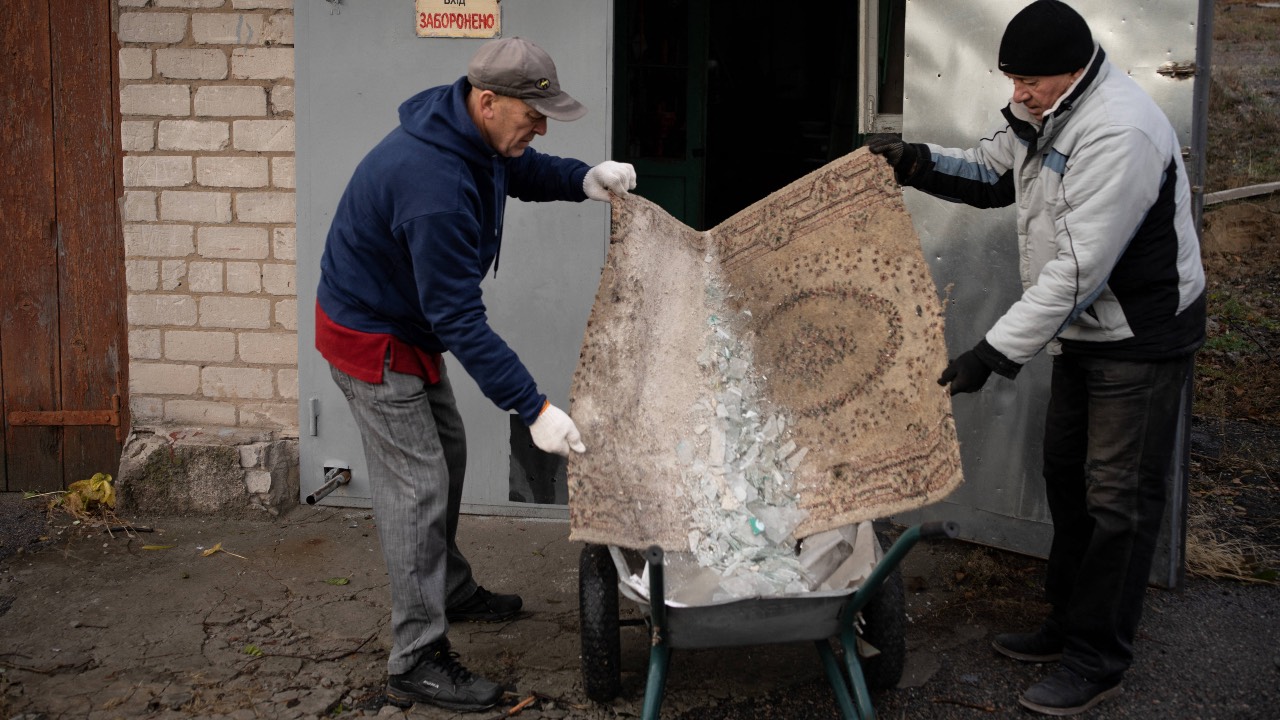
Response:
[897,46,1205,371]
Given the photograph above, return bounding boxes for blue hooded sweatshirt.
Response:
[317,77,591,424]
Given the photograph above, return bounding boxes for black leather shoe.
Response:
[1019,667,1122,716]
[447,586,523,622]
[992,628,1064,663]
[385,640,502,711]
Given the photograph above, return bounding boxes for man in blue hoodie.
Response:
[316,37,635,712]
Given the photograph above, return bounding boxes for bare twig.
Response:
[104,525,154,534]
[1221,318,1278,364]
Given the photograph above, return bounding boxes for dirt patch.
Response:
[0,495,52,565]
[1202,200,1280,257]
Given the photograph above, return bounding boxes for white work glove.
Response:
[583,161,637,201]
[529,402,587,457]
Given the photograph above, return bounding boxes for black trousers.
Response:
[1040,353,1191,682]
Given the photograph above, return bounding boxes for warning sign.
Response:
[415,0,501,38]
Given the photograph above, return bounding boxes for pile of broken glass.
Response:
[613,278,877,607]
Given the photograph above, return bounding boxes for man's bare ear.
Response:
[476,89,500,117]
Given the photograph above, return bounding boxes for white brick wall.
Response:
[118,0,296,430]
[158,120,230,150]
[195,86,267,116]
[125,223,195,257]
[192,13,265,44]
[124,156,194,187]
[122,191,158,222]
[156,48,228,80]
[121,121,156,151]
[121,85,190,116]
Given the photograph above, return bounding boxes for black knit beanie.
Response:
[998,0,1094,76]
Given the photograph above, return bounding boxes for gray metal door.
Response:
[295,1,613,516]
[895,0,1212,588]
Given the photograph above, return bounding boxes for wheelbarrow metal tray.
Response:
[641,591,853,649]
[609,520,878,647]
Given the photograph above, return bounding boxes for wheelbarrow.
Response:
[578,520,959,720]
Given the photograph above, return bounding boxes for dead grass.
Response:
[945,546,1041,595]
[1186,509,1279,583]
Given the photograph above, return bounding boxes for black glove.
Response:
[937,339,1020,395]
[866,133,919,175]
[938,351,993,395]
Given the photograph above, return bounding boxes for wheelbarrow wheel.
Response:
[859,538,906,690]
[579,544,622,702]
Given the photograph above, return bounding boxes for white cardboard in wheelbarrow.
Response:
[567,149,963,600]
[613,521,880,608]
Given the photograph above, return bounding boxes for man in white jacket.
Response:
[870,0,1206,715]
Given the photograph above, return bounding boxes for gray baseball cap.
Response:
[467,37,587,121]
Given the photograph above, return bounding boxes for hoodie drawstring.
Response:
[492,156,504,277]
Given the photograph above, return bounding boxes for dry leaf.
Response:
[202,542,246,559]
[141,545,175,551]
[67,472,116,510]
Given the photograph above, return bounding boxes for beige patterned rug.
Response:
[567,149,963,552]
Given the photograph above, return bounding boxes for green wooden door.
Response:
[613,0,709,229]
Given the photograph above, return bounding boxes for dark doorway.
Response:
[614,0,861,230]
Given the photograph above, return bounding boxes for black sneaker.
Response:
[385,641,502,711]
[992,628,1064,663]
[1019,667,1122,716]
[447,586,523,622]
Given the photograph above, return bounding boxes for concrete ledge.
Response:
[118,426,299,518]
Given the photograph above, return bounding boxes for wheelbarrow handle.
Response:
[645,545,669,645]
[838,520,960,622]
[645,545,664,565]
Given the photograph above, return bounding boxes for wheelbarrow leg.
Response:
[830,522,961,720]
[816,639,863,720]
[642,645,672,720]
[642,546,671,720]
[838,624,877,719]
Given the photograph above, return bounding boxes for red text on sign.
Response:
[418,12,497,30]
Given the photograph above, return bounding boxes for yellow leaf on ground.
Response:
[202,542,246,559]
[67,472,116,509]
[141,545,175,551]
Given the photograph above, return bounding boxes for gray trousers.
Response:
[330,359,478,674]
